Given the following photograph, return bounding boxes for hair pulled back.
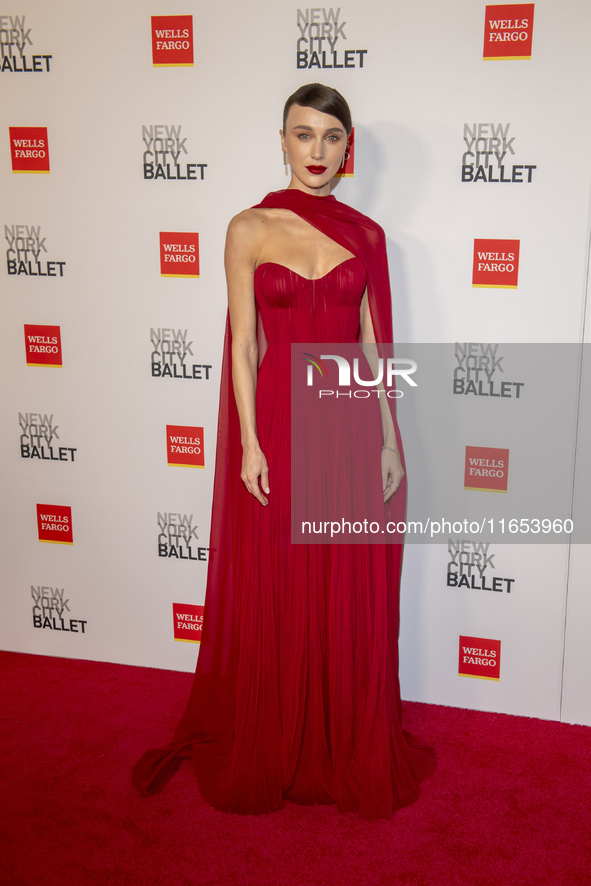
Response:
[283,83,352,136]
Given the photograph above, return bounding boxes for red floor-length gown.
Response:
[132,189,436,819]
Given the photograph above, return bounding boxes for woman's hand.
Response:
[381,448,404,503]
[241,443,270,506]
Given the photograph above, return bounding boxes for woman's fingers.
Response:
[261,466,270,495]
[253,483,268,506]
[241,454,269,505]
[242,471,268,505]
[382,451,404,503]
[387,468,404,502]
[383,469,394,503]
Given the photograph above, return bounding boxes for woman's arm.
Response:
[225,211,269,506]
[359,289,404,502]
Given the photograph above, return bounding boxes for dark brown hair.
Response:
[283,83,352,136]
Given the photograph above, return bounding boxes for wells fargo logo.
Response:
[9,126,49,172]
[334,127,355,178]
[151,15,193,67]
[159,232,199,277]
[24,324,62,367]
[472,239,520,288]
[166,425,204,468]
[483,4,534,60]
[36,504,73,545]
[173,602,204,642]
[459,635,501,680]
[464,445,509,492]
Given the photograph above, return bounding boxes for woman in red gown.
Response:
[132,84,436,819]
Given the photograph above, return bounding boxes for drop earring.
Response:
[283,150,288,176]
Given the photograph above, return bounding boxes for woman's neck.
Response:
[286,179,332,197]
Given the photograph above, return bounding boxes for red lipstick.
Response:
[306,165,327,175]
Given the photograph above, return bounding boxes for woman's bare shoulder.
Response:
[228,207,292,237]
[225,209,259,257]
[226,207,292,256]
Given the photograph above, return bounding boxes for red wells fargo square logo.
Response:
[9,126,49,173]
[24,324,62,367]
[37,504,73,545]
[472,239,520,288]
[151,15,193,67]
[334,127,355,178]
[173,602,204,642]
[459,635,501,680]
[166,425,204,468]
[483,4,534,60]
[159,232,199,277]
[464,445,509,492]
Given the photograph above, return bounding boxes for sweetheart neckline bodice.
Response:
[254,255,362,282]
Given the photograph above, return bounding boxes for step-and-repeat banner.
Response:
[2,0,590,726]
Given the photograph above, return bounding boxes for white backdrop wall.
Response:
[1,0,590,725]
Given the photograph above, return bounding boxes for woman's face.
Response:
[281,103,348,195]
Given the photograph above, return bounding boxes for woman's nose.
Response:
[310,139,324,160]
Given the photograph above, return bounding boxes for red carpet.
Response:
[1,650,590,886]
